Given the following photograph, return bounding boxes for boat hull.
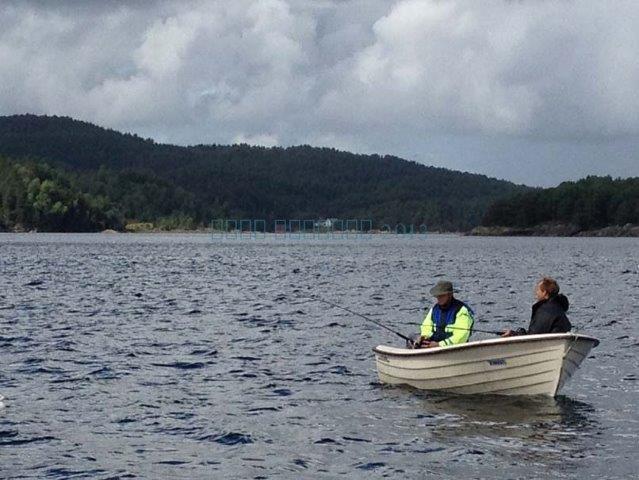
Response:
[373,333,599,396]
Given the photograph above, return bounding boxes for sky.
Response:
[1,0,638,186]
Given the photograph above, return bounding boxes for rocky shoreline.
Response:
[469,223,639,237]
[4,223,639,237]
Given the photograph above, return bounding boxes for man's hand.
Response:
[407,334,423,349]
[501,329,513,337]
[407,335,440,349]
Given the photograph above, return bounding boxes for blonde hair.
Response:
[538,277,559,297]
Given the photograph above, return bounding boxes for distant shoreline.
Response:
[2,227,638,237]
[469,223,639,237]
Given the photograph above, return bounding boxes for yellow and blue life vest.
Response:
[421,298,475,347]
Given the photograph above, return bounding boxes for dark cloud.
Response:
[1,0,638,185]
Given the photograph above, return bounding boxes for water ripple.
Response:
[0,234,636,479]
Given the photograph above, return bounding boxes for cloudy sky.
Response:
[1,0,638,186]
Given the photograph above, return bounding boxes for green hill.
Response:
[481,176,639,232]
[0,114,529,232]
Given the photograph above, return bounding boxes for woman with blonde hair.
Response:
[502,277,571,336]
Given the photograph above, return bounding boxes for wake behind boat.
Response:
[373,333,599,396]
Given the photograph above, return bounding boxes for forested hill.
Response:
[0,114,529,232]
[480,176,639,233]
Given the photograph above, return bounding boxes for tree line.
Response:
[0,157,122,232]
[0,115,532,232]
[481,176,639,230]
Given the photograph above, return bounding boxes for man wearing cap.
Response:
[410,280,475,348]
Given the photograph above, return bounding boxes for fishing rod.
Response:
[306,296,503,339]
[418,307,503,335]
[445,325,503,335]
[308,297,412,342]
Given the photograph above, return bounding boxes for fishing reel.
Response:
[406,333,423,349]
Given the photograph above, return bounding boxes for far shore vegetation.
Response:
[477,176,639,236]
[0,115,637,236]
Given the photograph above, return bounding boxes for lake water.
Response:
[0,233,637,479]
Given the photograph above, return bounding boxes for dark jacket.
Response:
[517,294,571,335]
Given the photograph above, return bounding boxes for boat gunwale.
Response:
[373,333,599,358]
[375,346,564,371]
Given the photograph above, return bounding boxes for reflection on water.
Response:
[419,391,594,425]
[409,389,598,466]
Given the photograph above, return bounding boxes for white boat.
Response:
[373,333,599,396]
